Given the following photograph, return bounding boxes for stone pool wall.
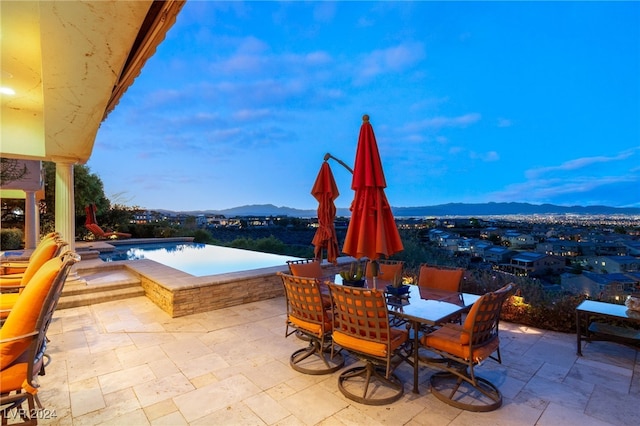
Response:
[130,258,345,317]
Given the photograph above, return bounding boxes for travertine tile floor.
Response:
[29,296,639,425]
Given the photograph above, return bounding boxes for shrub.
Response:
[193,229,215,244]
[0,228,23,250]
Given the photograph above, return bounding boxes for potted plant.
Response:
[339,261,365,287]
[385,274,412,296]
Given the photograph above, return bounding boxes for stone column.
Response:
[23,190,39,249]
[54,160,85,284]
[54,161,75,252]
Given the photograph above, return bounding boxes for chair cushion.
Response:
[289,311,333,337]
[20,238,60,285]
[368,262,403,281]
[289,261,324,279]
[333,327,408,358]
[87,223,105,236]
[0,362,28,393]
[421,324,500,363]
[0,257,61,370]
[418,266,463,291]
[0,276,22,287]
[0,293,19,319]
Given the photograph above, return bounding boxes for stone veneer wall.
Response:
[136,262,344,318]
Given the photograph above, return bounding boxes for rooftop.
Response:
[33,293,639,425]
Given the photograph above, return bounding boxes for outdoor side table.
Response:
[576,300,640,356]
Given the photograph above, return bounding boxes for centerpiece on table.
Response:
[339,261,366,287]
[385,274,412,296]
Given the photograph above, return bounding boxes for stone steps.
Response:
[57,266,145,309]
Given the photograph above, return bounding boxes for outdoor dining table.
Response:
[331,275,481,394]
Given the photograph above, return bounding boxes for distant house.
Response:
[561,271,639,299]
[536,238,581,257]
[471,241,494,258]
[507,252,565,277]
[586,255,640,274]
[504,232,536,249]
[483,246,515,264]
[623,241,640,256]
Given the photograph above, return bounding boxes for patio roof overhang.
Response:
[0,0,185,168]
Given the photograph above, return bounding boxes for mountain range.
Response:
[160,202,640,218]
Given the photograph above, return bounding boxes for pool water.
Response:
[99,242,300,277]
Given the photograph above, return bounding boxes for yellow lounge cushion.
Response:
[0,256,62,370]
[0,293,19,319]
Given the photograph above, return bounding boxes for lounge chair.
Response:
[0,238,67,289]
[0,233,60,276]
[0,251,79,424]
[84,204,131,240]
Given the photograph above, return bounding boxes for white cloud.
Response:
[355,42,426,83]
[404,113,481,131]
[525,148,638,179]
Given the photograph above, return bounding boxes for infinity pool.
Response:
[99,242,300,277]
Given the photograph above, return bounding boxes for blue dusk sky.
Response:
[89,1,640,212]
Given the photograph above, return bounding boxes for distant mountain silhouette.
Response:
[158,202,640,218]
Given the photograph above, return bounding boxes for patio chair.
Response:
[286,259,325,279]
[278,273,344,375]
[0,238,68,294]
[0,251,79,425]
[0,233,59,275]
[286,259,331,308]
[419,283,514,412]
[417,264,464,292]
[365,259,404,282]
[327,283,410,405]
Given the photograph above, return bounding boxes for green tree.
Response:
[42,161,110,235]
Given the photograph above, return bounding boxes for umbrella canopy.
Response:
[85,204,97,226]
[342,115,403,262]
[311,161,340,264]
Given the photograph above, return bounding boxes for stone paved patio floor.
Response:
[26,296,640,425]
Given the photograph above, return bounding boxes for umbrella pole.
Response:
[324,153,354,174]
[370,259,379,290]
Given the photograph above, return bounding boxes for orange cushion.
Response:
[333,328,408,358]
[289,313,333,337]
[0,293,19,319]
[20,239,60,285]
[0,362,29,393]
[0,276,22,286]
[289,261,324,279]
[87,223,105,235]
[366,262,403,280]
[418,266,463,291]
[0,256,62,370]
[421,323,500,363]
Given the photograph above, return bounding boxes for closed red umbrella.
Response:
[311,161,340,264]
[85,204,97,226]
[342,115,403,282]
